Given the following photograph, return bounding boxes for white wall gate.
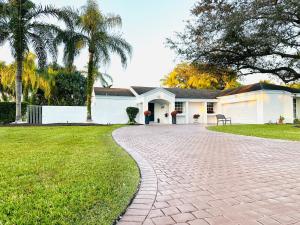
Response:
[27,105,42,124]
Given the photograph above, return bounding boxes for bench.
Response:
[216,114,231,125]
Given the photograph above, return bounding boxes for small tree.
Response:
[126,107,139,124]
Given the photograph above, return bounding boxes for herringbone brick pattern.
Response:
[113,125,300,225]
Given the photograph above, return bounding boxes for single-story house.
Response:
[92,83,300,125]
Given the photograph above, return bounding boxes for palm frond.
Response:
[103,14,122,30]
[27,5,78,29]
[104,34,132,68]
[96,71,113,88]
[28,32,47,68]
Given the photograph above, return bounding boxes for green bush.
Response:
[294,118,300,124]
[0,102,28,124]
[126,107,139,124]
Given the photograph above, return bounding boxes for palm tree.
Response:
[80,0,132,121]
[0,0,75,122]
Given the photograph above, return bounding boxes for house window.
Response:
[293,98,297,119]
[175,102,184,114]
[207,102,214,114]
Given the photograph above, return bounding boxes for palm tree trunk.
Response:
[15,58,23,122]
[86,51,94,121]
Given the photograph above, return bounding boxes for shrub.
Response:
[278,115,285,124]
[294,118,300,124]
[0,102,28,124]
[126,107,139,124]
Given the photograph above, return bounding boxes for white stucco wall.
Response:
[42,106,87,124]
[262,91,294,123]
[188,102,206,124]
[154,102,169,124]
[93,96,138,124]
[218,92,259,124]
[217,90,295,124]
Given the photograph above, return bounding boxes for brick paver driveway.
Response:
[113,125,300,225]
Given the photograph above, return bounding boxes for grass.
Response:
[0,125,139,225]
[208,124,300,141]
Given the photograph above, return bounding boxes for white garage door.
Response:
[222,100,258,124]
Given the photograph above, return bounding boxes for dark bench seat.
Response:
[216,114,232,125]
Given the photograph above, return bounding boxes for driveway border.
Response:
[113,127,158,225]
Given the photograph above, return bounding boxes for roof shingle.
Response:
[94,87,134,97]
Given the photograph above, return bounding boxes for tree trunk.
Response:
[15,59,23,122]
[86,51,94,121]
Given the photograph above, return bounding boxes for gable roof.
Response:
[94,87,134,97]
[94,83,300,98]
[131,86,221,99]
[218,83,300,97]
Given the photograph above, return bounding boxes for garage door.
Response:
[222,100,258,124]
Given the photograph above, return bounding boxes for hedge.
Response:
[0,102,28,124]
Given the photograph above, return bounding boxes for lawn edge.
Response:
[206,125,300,142]
[112,126,158,225]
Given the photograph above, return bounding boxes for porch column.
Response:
[169,102,175,124]
[203,102,208,124]
[185,101,189,124]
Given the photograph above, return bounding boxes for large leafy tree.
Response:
[49,71,87,106]
[168,0,300,83]
[162,63,240,90]
[79,0,132,121]
[0,0,75,122]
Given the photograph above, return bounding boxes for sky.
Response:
[0,0,270,88]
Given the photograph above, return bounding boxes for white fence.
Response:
[42,106,87,124]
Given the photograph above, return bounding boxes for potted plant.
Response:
[144,110,151,124]
[171,110,178,124]
[278,115,285,124]
[193,114,200,123]
[164,113,168,118]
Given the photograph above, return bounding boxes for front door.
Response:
[148,103,155,122]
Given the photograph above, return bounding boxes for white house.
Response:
[91,83,300,125]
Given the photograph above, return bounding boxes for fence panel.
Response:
[27,105,42,124]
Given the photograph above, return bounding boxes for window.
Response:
[207,102,214,114]
[293,98,297,119]
[175,102,184,114]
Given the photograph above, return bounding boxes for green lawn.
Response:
[0,126,139,225]
[208,124,300,141]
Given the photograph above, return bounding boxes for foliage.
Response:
[0,56,86,106]
[287,83,300,89]
[0,126,139,224]
[208,124,300,141]
[278,116,285,124]
[0,102,27,124]
[167,0,300,83]
[193,114,200,119]
[126,107,139,124]
[0,0,76,121]
[294,118,300,124]
[162,63,240,90]
[51,72,87,106]
[0,53,40,101]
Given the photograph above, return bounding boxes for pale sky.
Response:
[0,0,270,88]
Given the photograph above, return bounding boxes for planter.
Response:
[145,116,150,125]
[193,118,199,123]
[172,117,176,124]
